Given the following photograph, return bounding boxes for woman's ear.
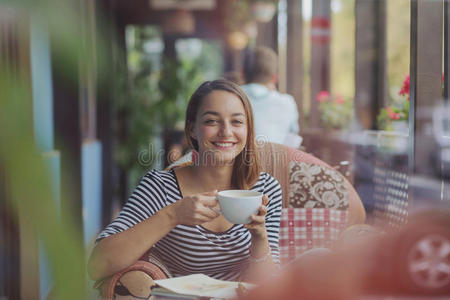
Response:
[188,126,197,140]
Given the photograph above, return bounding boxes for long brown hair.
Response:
[185,79,261,189]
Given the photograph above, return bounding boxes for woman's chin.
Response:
[214,154,238,165]
[198,151,239,166]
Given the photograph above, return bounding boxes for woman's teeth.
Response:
[214,142,233,147]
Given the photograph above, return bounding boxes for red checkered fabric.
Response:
[279,208,348,265]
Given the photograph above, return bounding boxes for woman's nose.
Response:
[219,122,232,136]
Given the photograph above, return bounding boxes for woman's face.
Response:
[191,90,248,165]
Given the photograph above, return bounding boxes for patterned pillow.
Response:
[289,162,349,210]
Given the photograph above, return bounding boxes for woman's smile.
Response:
[212,141,236,150]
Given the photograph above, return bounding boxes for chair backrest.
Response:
[257,142,363,264]
[257,142,364,214]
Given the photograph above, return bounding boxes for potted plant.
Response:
[377,75,410,133]
[316,90,353,131]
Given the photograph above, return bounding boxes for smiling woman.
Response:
[88,79,282,285]
[185,80,259,189]
[191,90,248,166]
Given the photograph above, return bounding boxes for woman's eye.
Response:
[232,120,244,125]
[204,119,218,125]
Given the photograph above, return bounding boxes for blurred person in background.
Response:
[241,46,302,148]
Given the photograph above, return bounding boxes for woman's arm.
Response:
[87,206,177,281]
[88,191,219,281]
[244,177,282,282]
[245,223,277,283]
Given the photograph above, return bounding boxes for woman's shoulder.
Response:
[144,168,167,178]
[142,169,176,185]
[137,169,180,200]
[257,172,282,208]
[258,172,279,183]
[257,172,282,190]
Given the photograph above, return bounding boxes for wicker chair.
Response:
[96,142,366,299]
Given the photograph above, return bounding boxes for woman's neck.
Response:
[190,163,234,191]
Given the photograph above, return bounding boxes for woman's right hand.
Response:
[169,190,220,226]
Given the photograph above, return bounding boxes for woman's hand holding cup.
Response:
[244,195,269,239]
[171,190,220,226]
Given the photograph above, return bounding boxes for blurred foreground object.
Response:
[241,210,450,300]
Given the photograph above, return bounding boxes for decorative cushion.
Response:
[279,208,348,265]
[289,162,349,210]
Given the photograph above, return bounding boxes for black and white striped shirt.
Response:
[97,169,282,281]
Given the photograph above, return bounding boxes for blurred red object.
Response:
[241,210,450,300]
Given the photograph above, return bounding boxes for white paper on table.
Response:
[154,274,255,299]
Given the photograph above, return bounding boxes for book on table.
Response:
[151,274,255,300]
[150,286,207,299]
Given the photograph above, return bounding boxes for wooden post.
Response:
[114,21,130,206]
[354,0,387,130]
[79,0,97,142]
[96,0,117,227]
[52,37,83,239]
[445,0,450,103]
[286,0,303,131]
[409,0,443,203]
[444,0,450,201]
[310,0,330,128]
[256,12,278,51]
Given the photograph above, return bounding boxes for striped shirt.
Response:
[97,169,282,281]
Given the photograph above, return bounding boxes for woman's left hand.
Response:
[244,195,269,239]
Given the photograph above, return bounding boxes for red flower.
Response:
[335,94,345,104]
[386,106,400,120]
[398,73,444,101]
[316,91,330,103]
[399,75,410,99]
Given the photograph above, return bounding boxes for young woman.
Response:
[88,79,282,282]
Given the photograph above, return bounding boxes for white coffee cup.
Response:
[217,190,263,224]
